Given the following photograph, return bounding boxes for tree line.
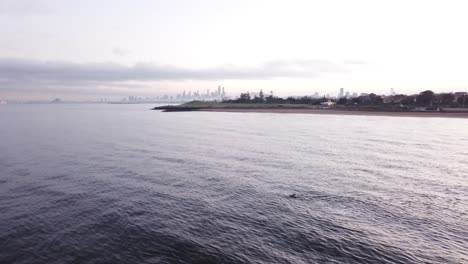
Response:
[224,90,467,108]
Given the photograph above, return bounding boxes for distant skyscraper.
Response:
[339,88,344,98]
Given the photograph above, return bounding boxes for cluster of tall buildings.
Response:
[113,86,228,103]
[177,86,226,101]
[304,89,358,99]
[111,87,402,104]
[336,88,399,99]
[337,88,359,99]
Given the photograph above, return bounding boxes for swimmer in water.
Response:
[289,193,298,198]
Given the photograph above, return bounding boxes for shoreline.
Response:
[198,108,468,118]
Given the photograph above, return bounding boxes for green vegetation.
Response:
[180,101,318,109]
[153,89,468,112]
[152,101,320,111]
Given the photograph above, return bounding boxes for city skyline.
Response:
[6,85,464,104]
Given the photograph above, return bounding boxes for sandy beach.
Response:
[201,108,468,118]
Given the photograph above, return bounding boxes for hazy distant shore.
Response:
[199,108,468,118]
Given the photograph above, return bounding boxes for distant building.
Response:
[320,100,336,108]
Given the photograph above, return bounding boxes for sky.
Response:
[1,0,468,100]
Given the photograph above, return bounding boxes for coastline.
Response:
[198,108,468,118]
[153,102,468,118]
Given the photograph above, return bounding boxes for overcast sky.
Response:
[1,0,468,100]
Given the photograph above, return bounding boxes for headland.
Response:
[152,101,468,118]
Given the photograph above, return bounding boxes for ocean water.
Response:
[0,104,467,264]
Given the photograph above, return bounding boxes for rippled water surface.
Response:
[1,104,467,264]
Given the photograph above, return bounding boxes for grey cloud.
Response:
[0,58,360,86]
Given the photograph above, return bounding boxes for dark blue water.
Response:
[1,104,467,264]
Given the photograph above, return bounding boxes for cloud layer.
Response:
[0,58,366,99]
[0,58,360,85]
